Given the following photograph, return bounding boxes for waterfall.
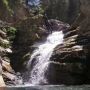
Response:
[26,31,64,85]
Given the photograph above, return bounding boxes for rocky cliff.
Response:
[0,0,90,86]
[0,21,20,86]
[0,0,29,86]
[41,0,80,24]
[47,0,90,85]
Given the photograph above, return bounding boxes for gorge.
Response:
[0,0,90,88]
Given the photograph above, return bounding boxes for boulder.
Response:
[49,19,70,31]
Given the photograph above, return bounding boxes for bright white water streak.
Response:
[27,31,64,85]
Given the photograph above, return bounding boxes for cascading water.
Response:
[26,31,64,85]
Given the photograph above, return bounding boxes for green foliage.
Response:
[7,27,17,42]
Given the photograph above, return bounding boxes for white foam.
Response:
[27,31,64,85]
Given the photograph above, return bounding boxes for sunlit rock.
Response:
[0,75,6,87]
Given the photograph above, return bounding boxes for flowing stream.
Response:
[26,31,64,85]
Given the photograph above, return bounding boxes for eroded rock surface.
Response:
[47,0,90,85]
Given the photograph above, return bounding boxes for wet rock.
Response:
[36,27,49,40]
[49,19,70,32]
[47,62,85,85]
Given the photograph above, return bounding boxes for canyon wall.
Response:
[41,0,80,24]
[48,0,90,84]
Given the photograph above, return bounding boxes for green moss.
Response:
[7,27,17,41]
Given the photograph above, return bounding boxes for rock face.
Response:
[46,0,90,85]
[41,0,80,24]
[0,0,90,86]
[0,0,29,23]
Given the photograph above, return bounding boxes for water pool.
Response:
[1,85,90,90]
